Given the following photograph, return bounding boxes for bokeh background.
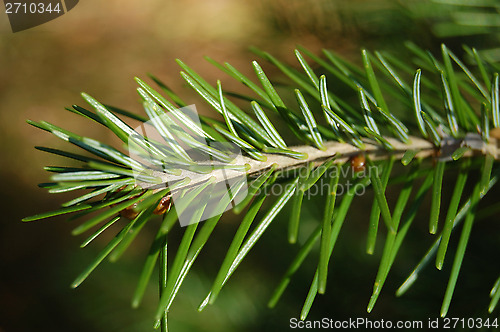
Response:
[1,1,499,331]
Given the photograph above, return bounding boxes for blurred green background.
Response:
[1,1,499,331]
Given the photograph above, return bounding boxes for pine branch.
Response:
[24,42,500,325]
[157,135,498,196]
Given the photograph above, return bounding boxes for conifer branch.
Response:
[24,42,500,323]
